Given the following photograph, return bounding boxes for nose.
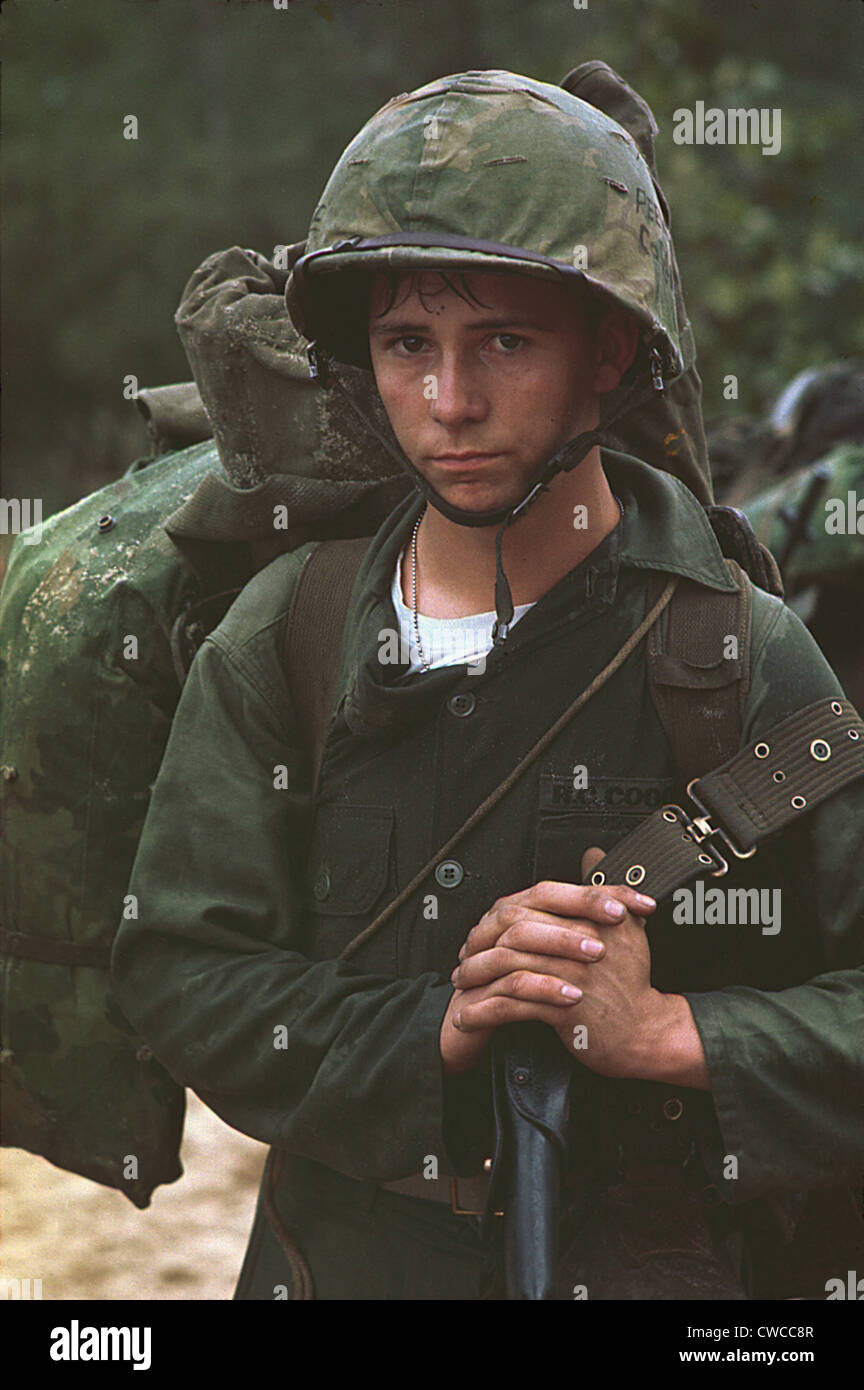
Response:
[429,349,488,429]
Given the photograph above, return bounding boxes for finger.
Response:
[454,991,580,1034]
[492,920,609,960]
[463,968,583,1014]
[521,879,656,920]
[459,884,654,960]
[452,947,597,991]
[455,944,601,989]
[581,846,606,878]
[459,902,587,962]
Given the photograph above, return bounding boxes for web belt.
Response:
[587,696,864,897]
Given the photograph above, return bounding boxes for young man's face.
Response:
[368,270,636,516]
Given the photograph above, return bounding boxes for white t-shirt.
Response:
[391,545,536,675]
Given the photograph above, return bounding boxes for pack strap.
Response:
[587,697,864,899]
[284,536,372,796]
[646,559,752,786]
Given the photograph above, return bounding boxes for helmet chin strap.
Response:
[308,343,665,647]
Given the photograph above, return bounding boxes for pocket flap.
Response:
[306,804,394,916]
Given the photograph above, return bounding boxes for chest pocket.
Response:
[306,803,395,916]
[533,809,651,885]
[533,774,674,885]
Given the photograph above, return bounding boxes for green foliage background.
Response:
[3,0,863,519]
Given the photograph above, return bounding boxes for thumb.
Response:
[581,845,606,881]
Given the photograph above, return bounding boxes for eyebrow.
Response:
[368,317,549,336]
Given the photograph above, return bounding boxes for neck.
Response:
[404,446,619,618]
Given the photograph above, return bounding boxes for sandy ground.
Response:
[0,1090,267,1300]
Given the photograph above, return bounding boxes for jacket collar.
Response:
[608,450,737,593]
[338,450,735,738]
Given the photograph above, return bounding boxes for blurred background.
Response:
[2,0,862,1301]
[3,0,864,527]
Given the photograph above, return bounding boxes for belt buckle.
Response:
[450,1177,478,1216]
[685,779,757,863]
[449,1176,503,1218]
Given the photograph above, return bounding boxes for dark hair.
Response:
[315,264,622,370]
[371,269,493,318]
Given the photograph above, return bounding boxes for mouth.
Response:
[427,452,506,469]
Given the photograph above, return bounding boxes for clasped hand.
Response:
[441,848,663,1078]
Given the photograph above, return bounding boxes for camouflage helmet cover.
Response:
[287,70,686,381]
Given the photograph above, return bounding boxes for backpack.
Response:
[0,372,402,1206]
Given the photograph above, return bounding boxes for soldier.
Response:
[110,70,864,1300]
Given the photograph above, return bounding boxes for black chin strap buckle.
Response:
[650,346,665,393]
[306,342,331,387]
[509,479,550,520]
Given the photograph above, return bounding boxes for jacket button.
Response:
[313,869,331,901]
[483,1157,493,1173]
[447,693,476,717]
[663,1097,684,1121]
[434,860,464,889]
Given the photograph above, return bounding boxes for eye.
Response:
[393,335,426,354]
[493,333,524,351]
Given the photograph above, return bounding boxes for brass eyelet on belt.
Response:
[663,1098,684,1121]
[697,852,714,865]
[791,795,807,809]
[831,701,843,715]
[625,865,645,886]
[681,832,692,841]
[754,743,770,759]
[662,809,678,823]
[772,770,786,782]
[591,870,606,886]
[850,729,860,741]
[810,739,831,761]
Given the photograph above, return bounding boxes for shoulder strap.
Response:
[284,536,370,793]
[647,558,753,786]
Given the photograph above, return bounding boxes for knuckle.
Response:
[488,995,512,1023]
[500,901,521,928]
[506,969,530,995]
[490,946,511,973]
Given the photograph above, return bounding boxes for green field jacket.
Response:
[110,450,864,1286]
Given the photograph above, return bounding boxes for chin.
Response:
[436,483,527,517]
[422,467,533,512]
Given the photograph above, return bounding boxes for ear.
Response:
[592,310,639,394]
